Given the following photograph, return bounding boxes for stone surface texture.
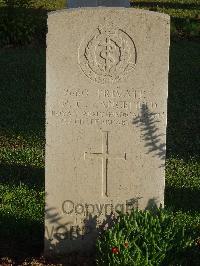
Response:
[45,7,170,254]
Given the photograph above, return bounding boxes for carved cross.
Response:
[84,131,127,197]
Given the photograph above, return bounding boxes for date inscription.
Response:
[51,87,164,126]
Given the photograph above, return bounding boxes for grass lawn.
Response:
[0,0,199,264]
[131,0,200,38]
[131,0,200,19]
[0,47,45,258]
[0,41,199,263]
[0,0,66,9]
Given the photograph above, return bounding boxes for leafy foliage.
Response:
[0,0,65,47]
[131,0,200,39]
[0,0,66,9]
[0,47,45,257]
[96,208,198,266]
[0,7,46,46]
[0,4,199,262]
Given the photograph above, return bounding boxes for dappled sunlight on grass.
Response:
[0,12,199,262]
[131,0,200,39]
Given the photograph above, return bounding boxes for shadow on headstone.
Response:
[44,196,159,255]
[145,198,159,211]
[0,7,199,260]
[45,206,98,255]
[132,103,166,167]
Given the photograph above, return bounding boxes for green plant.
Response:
[0,0,65,47]
[0,7,47,46]
[96,208,196,266]
[3,0,34,8]
[131,0,200,40]
[0,0,65,9]
[0,26,199,261]
[183,21,200,37]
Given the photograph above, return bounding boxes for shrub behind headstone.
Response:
[3,0,34,8]
[0,0,65,47]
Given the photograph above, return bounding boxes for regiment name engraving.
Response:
[51,87,164,126]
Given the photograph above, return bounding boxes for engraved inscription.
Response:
[84,131,126,197]
[78,23,137,83]
[50,86,164,126]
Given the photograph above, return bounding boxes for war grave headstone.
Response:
[45,1,170,254]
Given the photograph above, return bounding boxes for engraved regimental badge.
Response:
[78,24,137,83]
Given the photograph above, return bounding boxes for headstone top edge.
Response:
[48,7,170,20]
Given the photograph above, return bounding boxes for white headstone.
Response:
[45,6,170,255]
